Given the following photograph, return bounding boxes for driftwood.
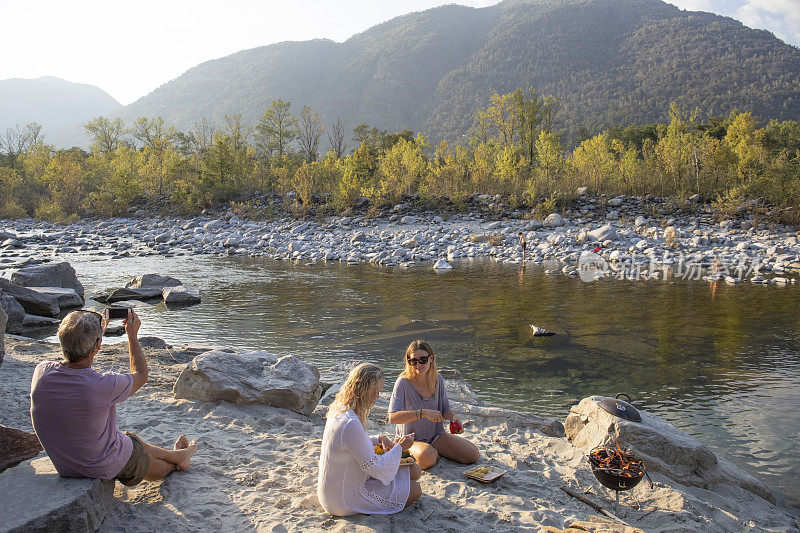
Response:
[561,486,610,515]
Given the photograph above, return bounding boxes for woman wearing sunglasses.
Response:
[388,340,480,469]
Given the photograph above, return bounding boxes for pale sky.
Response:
[1,0,797,105]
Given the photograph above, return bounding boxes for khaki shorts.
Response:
[114,432,151,486]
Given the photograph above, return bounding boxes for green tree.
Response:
[571,132,615,194]
[377,134,429,200]
[132,116,179,195]
[255,99,298,160]
[514,87,543,167]
[85,117,127,156]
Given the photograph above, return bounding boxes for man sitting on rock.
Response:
[30,308,197,486]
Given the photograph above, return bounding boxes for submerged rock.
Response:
[162,286,201,306]
[125,274,183,291]
[173,350,323,416]
[564,396,774,503]
[138,336,170,349]
[531,325,556,337]
[433,259,453,270]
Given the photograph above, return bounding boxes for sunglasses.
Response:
[407,355,431,366]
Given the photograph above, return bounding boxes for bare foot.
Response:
[174,440,197,471]
[175,435,189,450]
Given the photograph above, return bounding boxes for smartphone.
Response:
[107,306,130,320]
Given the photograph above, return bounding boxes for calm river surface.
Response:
[44,254,800,508]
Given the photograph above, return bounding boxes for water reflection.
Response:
[39,254,800,507]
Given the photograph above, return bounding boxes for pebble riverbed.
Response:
[1,194,799,285]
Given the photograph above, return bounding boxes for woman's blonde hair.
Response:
[400,340,438,394]
[327,363,385,427]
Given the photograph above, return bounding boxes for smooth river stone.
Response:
[173,350,323,416]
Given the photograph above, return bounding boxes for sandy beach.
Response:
[1,335,798,533]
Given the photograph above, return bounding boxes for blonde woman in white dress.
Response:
[318,363,422,516]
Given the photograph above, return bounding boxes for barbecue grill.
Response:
[588,441,652,515]
[597,393,642,422]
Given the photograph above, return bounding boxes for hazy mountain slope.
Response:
[112,0,800,146]
[0,76,121,147]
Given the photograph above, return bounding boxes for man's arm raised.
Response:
[125,309,148,395]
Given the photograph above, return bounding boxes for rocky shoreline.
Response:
[1,193,798,286]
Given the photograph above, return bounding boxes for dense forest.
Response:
[116,0,800,149]
[1,88,798,224]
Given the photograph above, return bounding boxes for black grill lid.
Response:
[597,394,642,422]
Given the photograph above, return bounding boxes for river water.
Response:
[40,254,800,508]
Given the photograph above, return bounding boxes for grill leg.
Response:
[615,490,620,516]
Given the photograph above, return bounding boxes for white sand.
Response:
[2,337,798,532]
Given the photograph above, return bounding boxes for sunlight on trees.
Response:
[1,90,798,223]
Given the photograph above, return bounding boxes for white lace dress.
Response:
[317,409,410,516]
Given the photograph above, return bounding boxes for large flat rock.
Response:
[0,457,114,533]
[173,350,323,416]
[0,279,59,318]
[27,287,83,309]
[10,262,84,299]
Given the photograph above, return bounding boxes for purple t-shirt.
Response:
[30,361,134,480]
[389,375,451,444]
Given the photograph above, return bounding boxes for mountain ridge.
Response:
[0,76,121,147]
[9,0,800,148]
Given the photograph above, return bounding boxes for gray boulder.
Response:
[104,287,162,303]
[0,279,59,317]
[0,292,24,335]
[544,213,563,227]
[23,314,60,329]
[28,287,83,309]
[564,396,774,503]
[138,336,170,349]
[0,456,114,532]
[531,325,556,337]
[10,262,84,298]
[588,223,617,242]
[125,274,183,291]
[162,286,201,305]
[173,350,323,416]
[350,232,367,244]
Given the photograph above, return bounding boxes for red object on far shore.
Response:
[450,420,462,434]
